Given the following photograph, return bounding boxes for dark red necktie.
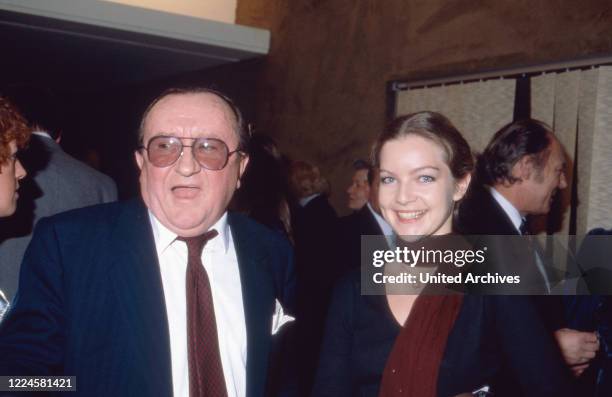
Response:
[178,231,228,397]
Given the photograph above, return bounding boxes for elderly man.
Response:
[0,87,295,397]
[457,118,599,379]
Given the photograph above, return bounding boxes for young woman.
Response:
[313,112,574,397]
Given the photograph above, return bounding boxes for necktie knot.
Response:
[177,229,219,259]
[519,218,529,235]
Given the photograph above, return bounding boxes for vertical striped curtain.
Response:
[395,79,516,153]
[531,66,612,236]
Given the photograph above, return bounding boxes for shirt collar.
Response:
[148,210,230,255]
[299,193,320,207]
[367,203,393,236]
[486,186,523,233]
[32,131,53,140]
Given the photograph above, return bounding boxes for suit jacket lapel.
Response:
[481,188,519,235]
[360,206,384,236]
[107,199,173,396]
[229,213,275,397]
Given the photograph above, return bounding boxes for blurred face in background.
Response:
[369,169,381,214]
[347,168,370,210]
[288,161,320,199]
[0,140,27,217]
[378,134,469,240]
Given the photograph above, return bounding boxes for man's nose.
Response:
[176,147,200,176]
[559,172,568,189]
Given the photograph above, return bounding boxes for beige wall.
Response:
[104,0,236,23]
[236,0,612,215]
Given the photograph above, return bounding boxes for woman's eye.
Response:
[419,175,435,183]
[380,176,395,184]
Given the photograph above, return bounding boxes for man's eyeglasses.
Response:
[139,136,243,170]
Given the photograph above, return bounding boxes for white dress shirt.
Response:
[367,203,393,236]
[486,186,523,233]
[149,211,247,397]
[299,193,320,207]
[486,186,551,291]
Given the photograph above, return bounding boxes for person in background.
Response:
[288,160,340,396]
[313,111,574,397]
[337,160,392,271]
[0,96,29,217]
[231,133,293,241]
[456,119,599,377]
[230,133,298,396]
[0,95,30,320]
[0,88,117,302]
[565,227,612,396]
[346,159,371,211]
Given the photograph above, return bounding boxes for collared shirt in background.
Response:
[367,203,393,236]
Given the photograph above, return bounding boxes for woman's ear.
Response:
[453,173,471,202]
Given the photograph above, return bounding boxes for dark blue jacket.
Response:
[0,199,295,397]
[313,271,575,397]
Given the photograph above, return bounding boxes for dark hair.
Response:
[138,87,248,150]
[371,111,474,181]
[231,133,293,241]
[352,159,375,185]
[477,119,553,186]
[3,86,63,140]
[0,96,31,164]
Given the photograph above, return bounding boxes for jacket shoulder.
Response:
[39,200,137,232]
[456,185,513,235]
[228,212,291,251]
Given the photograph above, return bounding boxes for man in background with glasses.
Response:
[0,87,295,397]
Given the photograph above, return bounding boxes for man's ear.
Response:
[135,150,144,172]
[236,154,249,189]
[512,155,533,182]
[453,173,471,202]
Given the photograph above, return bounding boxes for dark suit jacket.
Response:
[0,134,117,301]
[457,184,565,329]
[337,205,384,272]
[0,199,295,397]
[457,184,551,292]
[290,194,340,395]
[313,272,575,397]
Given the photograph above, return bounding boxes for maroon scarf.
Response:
[378,294,464,397]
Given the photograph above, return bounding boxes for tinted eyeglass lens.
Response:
[146,136,231,170]
[148,136,182,167]
[194,139,228,170]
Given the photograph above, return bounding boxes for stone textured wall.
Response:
[236,0,612,213]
